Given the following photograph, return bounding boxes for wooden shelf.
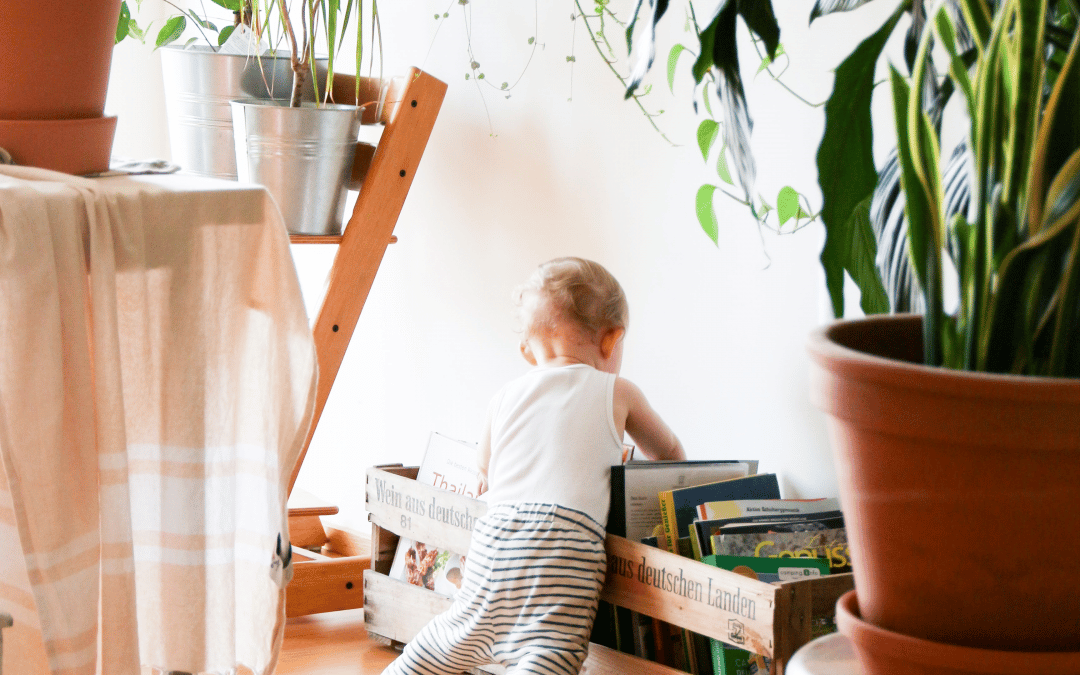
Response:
[283,68,447,621]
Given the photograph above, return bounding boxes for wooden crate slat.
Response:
[363,569,454,643]
[580,643,686,675]
[601,534,779,658]
[366,465,485,555]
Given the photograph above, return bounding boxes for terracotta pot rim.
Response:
[808,314,1080,398]
[836,590,1080,671]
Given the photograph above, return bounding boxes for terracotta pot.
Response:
[836,590,1080,675]
[0,0,121,173]
[808,314,1080,651]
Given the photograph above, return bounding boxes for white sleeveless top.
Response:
[483,364,624,526]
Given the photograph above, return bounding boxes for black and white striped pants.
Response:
[382,502,608,675]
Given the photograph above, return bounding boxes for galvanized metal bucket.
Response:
[161,46,328,180]
[230,100,363,236]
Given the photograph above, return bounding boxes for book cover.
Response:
[711,526,852,575]
[387,432,481,596]
[609,460,758,543]
[657,473,782,556]
[696,497,841,522]
[717,513,845,535]
[692,510,845,560]
[702,554,830,675]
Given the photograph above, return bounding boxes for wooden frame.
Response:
[283,69,448,617]
[364,466,854,675]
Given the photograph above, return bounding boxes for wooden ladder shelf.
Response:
[284,68,447,618]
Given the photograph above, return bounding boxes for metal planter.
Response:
[230,100,363,236]
[161,46,329,180]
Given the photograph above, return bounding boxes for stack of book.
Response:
[605,459,851,675]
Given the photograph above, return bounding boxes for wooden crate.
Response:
[364,466,854,675]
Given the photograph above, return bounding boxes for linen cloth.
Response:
[0,166,317,675]
[382,503,607,675]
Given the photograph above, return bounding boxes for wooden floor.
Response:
[277,608,401,675]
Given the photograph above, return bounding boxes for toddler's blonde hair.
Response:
[513,257,629,341]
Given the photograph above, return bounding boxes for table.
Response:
[0,167,316,675]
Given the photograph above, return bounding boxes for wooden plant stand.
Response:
[283,68,447,618]
[364,466,855,675]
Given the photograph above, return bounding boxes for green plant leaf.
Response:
[817,1,906,317]
[155,15,187,49]
[697,119,720,162]
[890,64,944,362]
[186,10,216,31]
[737,0,780,60]
[218,23,235,46]
[820,195,890,316]
[934,6,976,121]
[809,0,876,24]
[625,0,671,96]
[696,185,720,245]
[1001,0,1046,214]
[116,2,131,43]
[209,0,242,10]
[693,2,758,203]
[667,44,688,93]
[716,143,733,185]
[955,0,993,53]
[776,186,800,225]
[1029,23,1080,232]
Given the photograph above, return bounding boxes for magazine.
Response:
[387,432,481,597]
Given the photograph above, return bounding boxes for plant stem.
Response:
[573,0,676,145]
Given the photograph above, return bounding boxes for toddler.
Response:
[382,257,685,675]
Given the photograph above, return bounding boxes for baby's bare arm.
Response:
[477,411,493,496]
[615,378,686,461]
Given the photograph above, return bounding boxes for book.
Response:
[387,432,481,596]
[711,525,852,574]
[609,460,759,543]
[701,554,830,675]
[691,510,845,561]
[717,513,845,535]
[657,474,782,557]
[696,497,841,522]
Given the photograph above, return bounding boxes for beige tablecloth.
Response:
[0,166,317,675]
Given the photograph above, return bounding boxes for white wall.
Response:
[105,1,901,530]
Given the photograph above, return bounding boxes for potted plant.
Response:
[116,0,318,180]
[228,0,387,235]
[624,0,1080,669]
[0,0,122,174]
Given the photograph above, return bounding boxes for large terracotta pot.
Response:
[808,314,1080,651]
[0,0,121,173]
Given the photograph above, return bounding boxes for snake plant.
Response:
[627,0,1080,377]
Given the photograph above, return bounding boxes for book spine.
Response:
[657,489,679,556]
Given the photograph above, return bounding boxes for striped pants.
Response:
[382,502,608,675]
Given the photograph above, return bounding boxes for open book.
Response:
[387,432,481,597]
